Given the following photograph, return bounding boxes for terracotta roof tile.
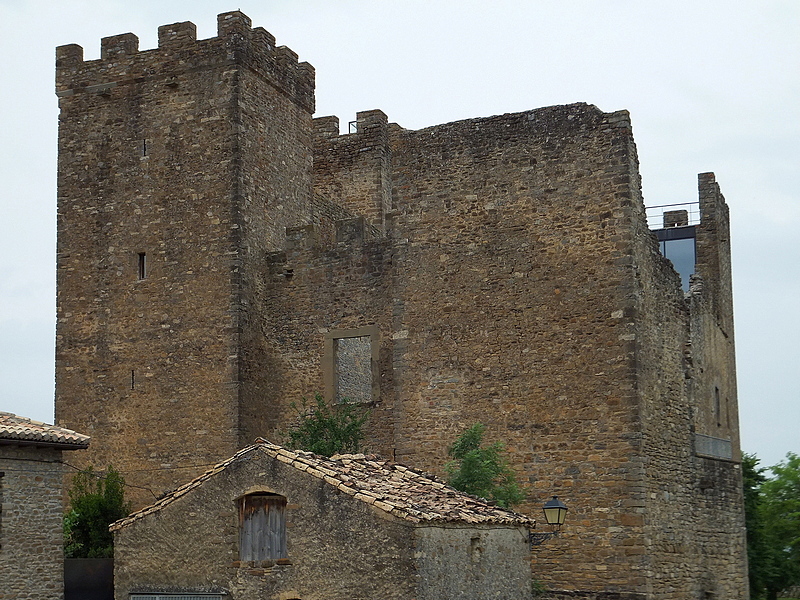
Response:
[111,439,534,531]
[0,412,89,448]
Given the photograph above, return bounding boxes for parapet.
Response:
[55,10,315,113]
[312,109,388,142]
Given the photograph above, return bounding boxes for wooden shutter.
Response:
[239,493,287,560]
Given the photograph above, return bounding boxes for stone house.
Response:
[110,440,534,600]
[55,11,747,598]
[0,411,89,600]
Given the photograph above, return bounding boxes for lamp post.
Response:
[529,496,569,547]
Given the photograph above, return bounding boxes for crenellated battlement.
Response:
[55,10,314,112]
[312,110,391,236]
[312,109,390,142]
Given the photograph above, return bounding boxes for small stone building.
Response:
[111,440,534,600]
[0,411,89,600]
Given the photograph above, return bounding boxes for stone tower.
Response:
[55,11,747,599]
[55,11,315,499]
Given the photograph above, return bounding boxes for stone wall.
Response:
[55,11,747,598]
[613,168,746,599]
[114,453,414,599]
[312,110,392,236]
[0,445,66,600]
[262,104,653,593]
[55,11,315,504]
[416,525,531,600]
[114,451,529,600]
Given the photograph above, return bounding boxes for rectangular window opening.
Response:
[323,326,379,404]
[239,493,287,561]
[655,226,696,292]
[334,336,372,403]
[138,253,147,280]
[714,386,721,428]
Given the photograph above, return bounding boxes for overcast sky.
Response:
[0,0,797,467]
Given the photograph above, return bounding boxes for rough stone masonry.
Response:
[54,11,747,599]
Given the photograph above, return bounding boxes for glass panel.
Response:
[662,237,695,291]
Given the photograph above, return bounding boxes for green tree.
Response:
[743,453,770,599]
[744,452,800,600]
[760,453,800,600]
[445,423,525,508]
[285,393,369,457]
[63,466,131,558]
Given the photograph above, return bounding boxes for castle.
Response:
[53,11,747,599]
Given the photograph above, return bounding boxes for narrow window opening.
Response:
[239,493,287,561]
[141,139,149,157]
[138,253,147,280]
[131,370,135,390]
[714,386,721,427]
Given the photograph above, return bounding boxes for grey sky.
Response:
[1,0,797,467]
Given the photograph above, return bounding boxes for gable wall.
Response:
[113,452,418,600]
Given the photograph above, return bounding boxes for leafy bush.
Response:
[531,578,549,598]
[285,393,369,457]
[445,423,525,508]
[63,466,130,558]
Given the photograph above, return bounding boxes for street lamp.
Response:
[529,496,569,547]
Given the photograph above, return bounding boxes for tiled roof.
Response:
[111,439,534,531]
[0,411,90,448]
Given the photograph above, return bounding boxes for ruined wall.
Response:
[685,174,746,598]
[691,173,740,450]
[113,452,418,600]
[622,165,746,599]
[0,445,66,600]
[253,232,396,450]
[55,12,314,504]
[313,110,391,237]
[628,175,700,599]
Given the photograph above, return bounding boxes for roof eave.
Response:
[0,438,90,450]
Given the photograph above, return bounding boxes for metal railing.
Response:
[645,201,700,230]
